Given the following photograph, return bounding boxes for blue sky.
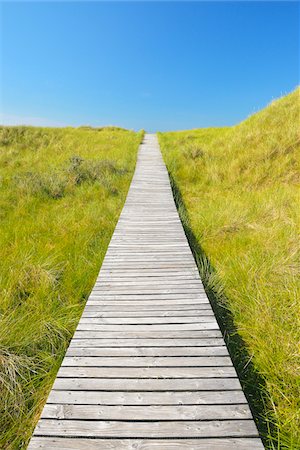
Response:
[1,1,299,131]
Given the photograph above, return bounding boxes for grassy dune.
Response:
[0,126,143,448]
[159,88,300,449]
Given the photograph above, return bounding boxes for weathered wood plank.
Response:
[87,297,209,303]
[86,299,210,306]
[75,323,219,331]
[98,271,200,277]
[41,404,252,420]
[78,317,216,324]
[89,293,207,299]
[66,346,229,357]
[33,419,259,438]
[73,330,222,339]
[28,437,265,450]
[69,338,226,347]
[57,366,236,378]
[100,263,198,269]
[95,275,203,289]
[61,356,232,367]
[83,304,212,311]
[53,378,241,391]
[94,282,204,289]
[47,390,247,405]
[81,310,215,318]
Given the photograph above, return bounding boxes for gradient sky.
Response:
[1,1,299,131]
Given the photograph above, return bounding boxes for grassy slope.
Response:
[0,126,143,448]
[159,88,300,449]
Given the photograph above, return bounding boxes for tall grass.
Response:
[158,87,300,449]
[0,125,143,448]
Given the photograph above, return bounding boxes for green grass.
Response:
[158,87,300,449]
[0,125,143,448]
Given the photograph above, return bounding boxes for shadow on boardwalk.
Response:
[168,174,274,450]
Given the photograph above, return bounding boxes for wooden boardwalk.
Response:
[29,134,264,449]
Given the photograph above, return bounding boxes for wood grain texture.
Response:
[47,390,247,405]
[52,377,242,391]
[57,366,236,378]
[73,330,222,339]
[69,337,226,347]
[33,419,259,438]
[28,134,263,449]
[61,356,232,367]
[41,404,252,420]
[65,346,229,357]
[28,438,265,449]
[81,310,215,318]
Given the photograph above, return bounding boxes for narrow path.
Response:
[29,134,264,449]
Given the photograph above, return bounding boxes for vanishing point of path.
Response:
[29,134,264,449]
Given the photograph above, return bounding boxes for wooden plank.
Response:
[98,274,200,279]
[86,300,210,306]
[92,289,205,295]
[47,390,247,405]
[102,253,194,257]
[97,269,199,274]
[75,323,219,331]
[109,239,188,242]
[69,338,226,347]
[28,437,265,449]
[78,315,216,323]
[101,262,197,267]
[107,246,192,251]
[61,356,232,367]
[103,253,195,258]
[32,419,259,438]
[100,263,198,269]
[89,291,208,305]
[57,367,236,378]
[41,404,252,420]
[83,304,212,311]
[53,378,241,391]
[94,281,203,288]
[73,330,222,339]
[81,310,215,318]
[98,275,200,280]
[66,346,229,357]
[98,270,200,275]
[78,317,217,324]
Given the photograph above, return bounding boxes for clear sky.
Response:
[1,1,299,131]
